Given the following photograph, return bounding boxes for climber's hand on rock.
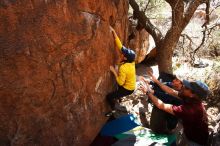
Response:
[110,66,115,73]
[109,26,117,38]
[109,26,115,33]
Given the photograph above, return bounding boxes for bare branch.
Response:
[129,0,163,44]
[189,0,210,65]
[202,0,210,27]
[209,4,220,15]
[162,0,185,35]
[183,0,206,27]
[144,0,151,12]
[181,35,186,55]
[194,28,206,54]
[207,21,220,36]
[190,26,207,65]
[181,34,194,46]
[180,33,195,55]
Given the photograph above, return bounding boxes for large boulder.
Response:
[0,0,128,146]
[128,21,149,63]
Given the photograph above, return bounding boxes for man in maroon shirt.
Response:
[140,75,209,146]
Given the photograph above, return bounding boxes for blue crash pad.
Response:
[101,114,139,136]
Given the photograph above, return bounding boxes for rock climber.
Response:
[106,26,136,113]
[140,75,209,146]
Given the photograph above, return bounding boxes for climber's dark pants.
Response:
[106,86,134,109]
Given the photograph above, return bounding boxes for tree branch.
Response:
[209,4,220,15]
[144,0,151,12]
[170,0,184,31]
[190,25,207,65]
[165,0,175,5]
[181,33,194,47]
[205,21,220,40]
[202,0,210,27]
[129,0,163,45]
[183,0,206,27]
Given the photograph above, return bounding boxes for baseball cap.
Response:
[183,80,209,99]
[121,46,135,62]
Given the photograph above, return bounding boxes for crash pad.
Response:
[114,126,176,146]
[100,114,139,136]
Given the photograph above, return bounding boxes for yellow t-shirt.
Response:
[116,62,136,91]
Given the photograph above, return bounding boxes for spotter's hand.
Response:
[139,76,150,84]
[139,85,148,94]
[146,70,156,82]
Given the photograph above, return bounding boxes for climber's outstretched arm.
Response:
[110,26,123,50]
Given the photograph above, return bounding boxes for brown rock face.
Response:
[128,23,149,63]
[0,1,128,146]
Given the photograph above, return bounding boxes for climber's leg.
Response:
[106,86,134,109]
[116,86,134,101]
[105,86,134,117]
[106,92,117,109]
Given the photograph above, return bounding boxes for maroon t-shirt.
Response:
[172,100,208,145]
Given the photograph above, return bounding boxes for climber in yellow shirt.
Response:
[106,26,136,112]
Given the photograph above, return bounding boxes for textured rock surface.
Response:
[128,23,149,63]
[0,0,128,146]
